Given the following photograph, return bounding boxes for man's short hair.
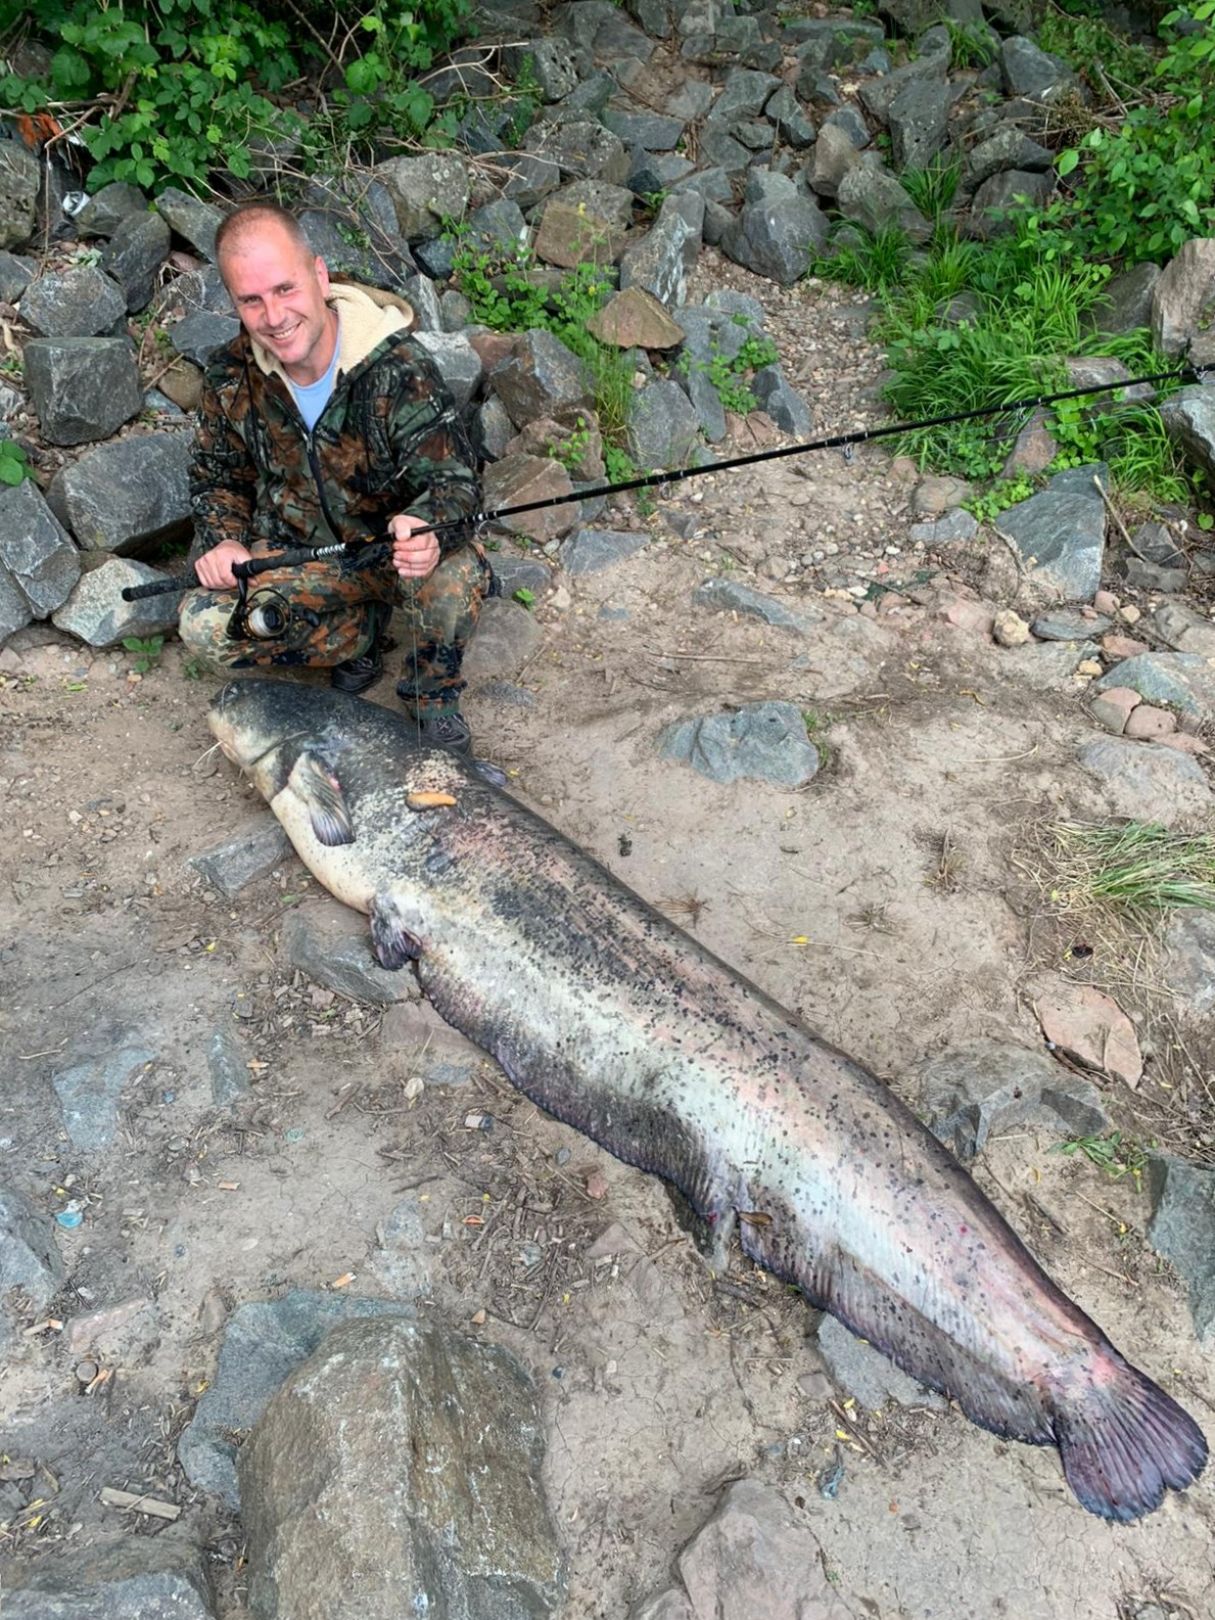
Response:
[215,201,312,269]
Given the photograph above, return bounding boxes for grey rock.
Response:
[837,164,932,244]
[602,107,686,151]
[169,310,241,367]
[561,527,649,574]
[463,596,544,680]
[1163,908,1215,1021]
[821,104,871,149]
[404,272,443,334]
[1076,737,1213,827]
[1001,35,1077,101]
[523,115,629,186]
[0,141,39,250]
[491,329,589,428]
[375,152,471,240]
[879,0,985,34]
[555,0,653,61]
[627,150,696,197]
[0,249,33,302]
[208,1027,252,1108]
[178,1289,415,1506]
[1147,1155,1215,1338]
[19,267,127,338]
[963,128,1052,190]
[649,1478,858,1619]
[1160,384,1215,483]
[52,1032,159,1152]
[701,200,733,249]
[1126,558,1188,594]
[499,153,563,211]
[47,432,192,557]
[1153,239,1215,361]
[693,578,814,632]
[731,120,776,153]
[52,555,179,645]
[858,46,949,124]
[721,192,829,285]
[0,478,80,629]
[503,36,581,101]
[299,208,414,291]
[752,365,812,435]
[1093,261,1160,337]
[1152,600,1215,656]
[154,186,224,260]
[466,198,529,258]
[0,377,24,419]
[74,181,148,239]
[477,395,515,461]
[1030,610,1112,641]
[2,1537,215,1620]
[619,192,703,306]
[23,337,143,446]
[970,168,1055,234]
[189,817,293,897]
[660,701,820,787]
[997,462,1107,604]
[817,1313,945,1410]
[1131,522,1185,571]
[810,124,863,198]
[282,900,419,1006]
[628,378,702,467]
[888,79,953,170]
[491,554,553,599]
[696,126,752,175]
[100,209,171,311]
[0,1183,65,1311]
[440,290,474,332]
[765,86,816,149]
[914,1038,1110,1161]
[908,508,978,545]
[1093,651,1215,722]
[790,15,885,70]
[239,1316,564,1620]
[412,331,483,411]
[0,567,30,644]
[708,67,782,124]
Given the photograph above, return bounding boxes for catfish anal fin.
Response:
[289,749,353,846]
[370,892,422,970]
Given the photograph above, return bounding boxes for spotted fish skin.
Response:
[208,680,1208,1523]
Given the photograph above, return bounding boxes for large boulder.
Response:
[48,432,193,556]
[0,1182,65,1312]
[99,209,171,311]
[996,462,1107,604]
[155,186,225,260]
[490,329,589,428]
[375,152,471,240]
[483,452,580,544]
[3,1537,215,1620]
[0,141,39,250]
[19,266,127,338]
[1147,1155,1215,1339]
[1160,384,1215,483]
[239,1316,564,1620]
[52,555,180,645]
[24,337,143,446]
[1152,241,1215,364]
[619,192,704,306]
[837,164,931,243]
[721,179,829,285]
[533,177,635,268]
[0,478,80,640]
[628,378,702,468]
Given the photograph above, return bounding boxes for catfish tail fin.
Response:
[1053,1353,1208,1522]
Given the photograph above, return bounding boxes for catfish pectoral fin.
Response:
[1055,1355,1209,1522]
[370,893,422,970]
[289,748,353,846]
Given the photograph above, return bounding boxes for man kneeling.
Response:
[179,200,488,755]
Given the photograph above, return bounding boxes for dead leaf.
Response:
[406,791,457,810]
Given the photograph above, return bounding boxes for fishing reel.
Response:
[226,577,293,642]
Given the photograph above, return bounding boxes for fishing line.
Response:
[121,363,1209,604]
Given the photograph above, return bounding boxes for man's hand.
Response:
[196,539,253,590]
[389,513,440,580]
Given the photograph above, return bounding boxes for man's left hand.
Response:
[389,513,440,580]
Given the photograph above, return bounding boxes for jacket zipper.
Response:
[305,430,342,545]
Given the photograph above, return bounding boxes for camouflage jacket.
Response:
[189,282,481,561]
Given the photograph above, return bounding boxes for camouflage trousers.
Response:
[178,541,491,711]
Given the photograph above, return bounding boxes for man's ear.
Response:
[315,255,331,297]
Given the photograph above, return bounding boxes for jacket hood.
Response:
[249,280,416,384]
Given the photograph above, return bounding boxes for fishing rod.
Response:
[120,363,1206,604]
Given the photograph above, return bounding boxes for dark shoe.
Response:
[401,705,472,757]
[331,641,383,695]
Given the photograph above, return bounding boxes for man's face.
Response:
[221,222,336,385]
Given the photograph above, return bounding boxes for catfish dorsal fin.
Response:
[288,748,353,847]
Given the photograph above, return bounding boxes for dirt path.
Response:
[2,264,1212,1619]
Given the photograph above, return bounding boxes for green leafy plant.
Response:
[0,439,32,486]
[512,586,535,609]
[683,329,780,416]
[1054,1131,1147,1186]
[181,655,210,680]
[122,633,165,674]
[963,475,1034,523]
[545,414,593,474]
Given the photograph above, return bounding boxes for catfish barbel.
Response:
[208,679,1208,1522]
